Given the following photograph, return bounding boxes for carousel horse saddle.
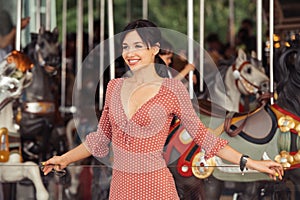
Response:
[198,99,278,144]
[23,101,55,115]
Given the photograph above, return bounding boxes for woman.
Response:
[42,19,283,199]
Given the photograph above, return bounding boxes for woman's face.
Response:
[122,30,158,71]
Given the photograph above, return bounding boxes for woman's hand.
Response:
[247,159,284,181]
[21,17,30,29]
[41,155,68,176]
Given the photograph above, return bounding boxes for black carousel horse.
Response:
[20,26,66,163]
[164,46,300,199]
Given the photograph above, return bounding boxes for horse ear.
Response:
[251,51,257,59]
[237,48,247,63]
[39,26,45,34]
[52,27,59,35]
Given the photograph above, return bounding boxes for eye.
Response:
[122,45,129,50]
[245,66,252,74]
[135,44,144,49]
[39,41,45,48]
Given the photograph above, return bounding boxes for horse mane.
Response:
[23,33,38,62]
[276,47,300,116]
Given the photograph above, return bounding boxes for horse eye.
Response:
[39,41,45,48]
[246,67,252,74]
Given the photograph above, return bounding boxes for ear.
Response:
[251,50,257,59]
[237,48,247,64]
[39,26,45,34]
[52,27,59,35]
[152,42,160,55]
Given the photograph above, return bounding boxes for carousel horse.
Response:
[0,51,49,200]
[20,26,66,163]
[164,49,270,199]
[210,49,269,112]
[165,47,300,199]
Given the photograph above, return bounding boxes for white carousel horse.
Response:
[211,49,269,112]
[0,51,49,200]
[165,47,300,199]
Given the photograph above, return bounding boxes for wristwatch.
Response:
[240,154,249,175]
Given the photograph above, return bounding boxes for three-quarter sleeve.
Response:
[170,79,228,159]
[84,80,113,158]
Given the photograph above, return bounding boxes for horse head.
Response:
[232,49,269,95]
[0,50,33,110]
[25,26,61,75]
[224,49,269,112]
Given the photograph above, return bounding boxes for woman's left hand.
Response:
[247,159,284,181]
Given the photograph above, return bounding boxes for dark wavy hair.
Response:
[120,19,161,48]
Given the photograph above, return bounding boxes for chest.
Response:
[120,81,163,120]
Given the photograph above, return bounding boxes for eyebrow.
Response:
[122,41,144,45]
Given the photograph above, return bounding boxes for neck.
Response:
[130,64,162,84]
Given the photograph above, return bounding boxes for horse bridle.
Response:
[232,61,261,95]
[35,44,58,76]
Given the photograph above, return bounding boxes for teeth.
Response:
[128,59,139,64]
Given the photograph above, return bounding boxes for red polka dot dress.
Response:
[85,78,228,200]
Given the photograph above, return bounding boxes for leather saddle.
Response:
[198,99,278,144]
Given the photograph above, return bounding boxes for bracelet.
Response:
[240,154,249,175]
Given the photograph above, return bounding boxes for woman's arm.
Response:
[0,17,30,49]
[0,28,16,49]
[42,143,91,175]
[216,145,284,180]
[174,63,196,83]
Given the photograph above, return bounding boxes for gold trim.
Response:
[271,106,300,136]
[192,152,215,179]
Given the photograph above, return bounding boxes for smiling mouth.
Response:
[128,59,140,66]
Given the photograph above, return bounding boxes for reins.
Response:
[232,61,261,95]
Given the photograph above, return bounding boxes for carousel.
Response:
[0,0,300,200]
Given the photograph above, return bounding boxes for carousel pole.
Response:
[108,0,115,80]
[199,0,204,92]
[269,0,274,104]
[126,0,131,22]
[256,0,262,61]
[36,0,41,32]
[99,0,105,109]
[88,0,94,52]
[45,0,51,30]
[142,0,148,19]
[15,0,22,51]
[76,0,83,90]
[229,0,235,47]
[187,0,194,99]
[60,0,67,116]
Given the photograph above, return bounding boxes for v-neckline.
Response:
[119,78,167,121]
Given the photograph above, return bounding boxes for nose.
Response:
[260,80,269,92]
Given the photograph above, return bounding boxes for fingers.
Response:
[40,156,63,175]
[40,162,54,175]
[21,17,30,29]
[269,162,284,181]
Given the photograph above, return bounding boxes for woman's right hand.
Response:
[41,155,67,175]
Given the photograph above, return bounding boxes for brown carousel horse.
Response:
[0,50,49,200]
[165,47,300,199]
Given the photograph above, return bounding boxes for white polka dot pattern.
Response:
[84,78,228,200]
